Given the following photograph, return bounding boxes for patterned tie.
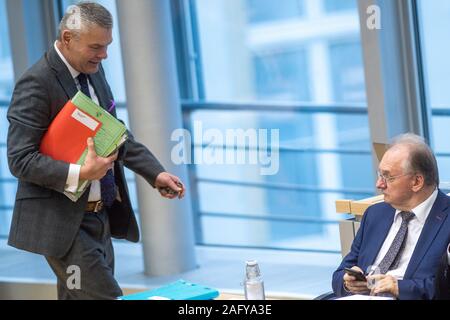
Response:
[378,211,415,274]
[77,74,117,207]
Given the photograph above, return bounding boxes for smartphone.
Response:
[159,182,184,196]
[344,267,367,281]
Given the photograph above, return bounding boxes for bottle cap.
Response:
[245,260,261,279]
[246,260,257,266]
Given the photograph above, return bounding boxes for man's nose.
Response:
[98,49,108,60]
[376,178,386,189]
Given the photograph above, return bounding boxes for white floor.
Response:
[0,239,341,299]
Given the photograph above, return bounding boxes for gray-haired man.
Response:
[7,2,184,299]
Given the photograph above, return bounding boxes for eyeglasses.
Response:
[376,171,411,184]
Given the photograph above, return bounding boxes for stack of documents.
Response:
[336,294,394,300]
[40,91,127,201]
[118,279,220,300]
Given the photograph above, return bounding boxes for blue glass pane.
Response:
[245,0,304,24]
[431,116,450,154]
[195,0,365,104]
[0,181,16,237]
[197,182,372,221]
[324,0,357,13]
[0,208,13,236]
[0,146,14,179]
[437,156,450,185]
[0,0,14,237]
[417,0,450,109]
[190,111,373,186]
[201,215,341,252]
[0,0,14,101]
[0,106,8,142]
[184,109,373,250]
[417,0,450,185]
[329,41,366,103]
[181,0,370,251]
[0,181,16,207]
[254,49,310,101]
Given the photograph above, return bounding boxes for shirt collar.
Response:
[394,188,438,224]
[54,41,80,79]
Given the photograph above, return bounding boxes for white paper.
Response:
[336,294,394,300]
[71,108,100,131]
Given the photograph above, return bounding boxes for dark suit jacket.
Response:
[7,46,165,258]
[332,191,450,300]
[435,249,450,299]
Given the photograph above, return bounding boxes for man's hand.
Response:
[80,137,117,180]
[343,266,370,294]
[155,172,185,199]
[368,274,399,298]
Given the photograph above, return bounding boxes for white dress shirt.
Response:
[54,41,102,202]
[372,188,438,279]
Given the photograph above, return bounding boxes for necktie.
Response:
[378,211,415,274]
[77,74,117,207]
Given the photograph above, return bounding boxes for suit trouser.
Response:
[435,252,450,300]
[45,209,123,300]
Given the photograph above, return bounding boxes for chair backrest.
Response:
[313,291,336,300]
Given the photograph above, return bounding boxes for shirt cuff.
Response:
[65,164,81,193]
[447,244,450,266]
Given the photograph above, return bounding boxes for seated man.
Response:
[435,245,450,299]
[332,133,450,300]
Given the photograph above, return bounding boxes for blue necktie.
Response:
[77,74,117,207]
[378,211,415,274]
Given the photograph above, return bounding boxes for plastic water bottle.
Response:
[244,260,265,300]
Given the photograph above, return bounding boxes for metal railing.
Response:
[181,101,373,252]
[182,102,450,251]
[182,101,367,114]
[195,177,373,196]
[4,99,450,249]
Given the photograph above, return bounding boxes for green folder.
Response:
[64,91,128,202]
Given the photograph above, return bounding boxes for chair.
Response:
[313,291,336,300]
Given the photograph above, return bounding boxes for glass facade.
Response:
[417,0,450,183]
[0,0,15,236]
[182,0,372,252]
[0,0,441,255]
[245,0,305,24]
[0,0,13,102]
[323,0,357,13]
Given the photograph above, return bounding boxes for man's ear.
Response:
[61,30,73,46]
[411,173,424,192]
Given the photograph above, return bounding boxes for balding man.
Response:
[332,133,450,299]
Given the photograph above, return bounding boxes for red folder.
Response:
[40,101,102,164]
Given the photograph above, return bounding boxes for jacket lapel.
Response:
[46,46,78,101]
[405,190,449,277]
[88,67,115,117]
